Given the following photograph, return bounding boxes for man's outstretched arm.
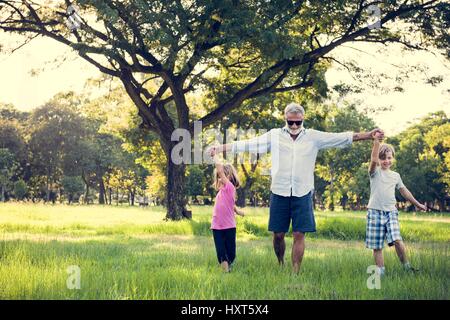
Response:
[353,129,384,142]
[315,128,384,150]
[208,130,272,155]
[210,144,232,154]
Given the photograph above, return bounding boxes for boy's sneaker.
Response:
[376,266,386,277]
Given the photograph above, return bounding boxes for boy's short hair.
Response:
[379,144,395,160]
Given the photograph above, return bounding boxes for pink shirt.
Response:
[211,181,236,230]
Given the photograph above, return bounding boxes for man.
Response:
[209,102,383,274]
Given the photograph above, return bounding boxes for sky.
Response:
[325,42,450,134]
[0,32,449,136]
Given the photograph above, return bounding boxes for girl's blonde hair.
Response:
[213,164,240,191]
[379,144,395,160]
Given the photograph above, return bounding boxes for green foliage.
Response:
[61,176,85,204]
[0,119,26,162]
[27,104,87,200]
[0,90,150,205]
[13,180,28,200]
[314,104,375,210]
[1,87,448,211]
[394,112,450,210]
[424,122,450,190]
[1,0,448,218]
[0,148,18,202]
[0,103,29,122]
[186,165,205,199]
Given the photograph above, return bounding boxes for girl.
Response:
[366,132,427,276]
[210,151,244,272]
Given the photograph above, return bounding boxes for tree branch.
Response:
[248,67,291,99]
[194,0,437,130]
[268,0,306,31]
[343,0,374,37]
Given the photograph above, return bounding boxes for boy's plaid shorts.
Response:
[365,209,402,249]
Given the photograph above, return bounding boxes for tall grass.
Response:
[1,203,448,242]
[0,203,448,299]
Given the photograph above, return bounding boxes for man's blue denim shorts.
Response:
[268,191,316,233]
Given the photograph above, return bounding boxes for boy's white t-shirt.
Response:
[368,167,405,212]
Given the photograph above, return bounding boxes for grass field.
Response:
[0,203,448,299]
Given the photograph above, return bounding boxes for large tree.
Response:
[28,103,86,202]
[0,0,448,219]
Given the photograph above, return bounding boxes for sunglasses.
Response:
[286,120,303,126]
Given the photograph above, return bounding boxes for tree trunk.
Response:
[98,177,106,205]
[84,184,90,204]
[46,174,50,203]
[165,158,190,220]
[1,185,5,202]
[315,191,323,210]
[329,201,335,211]
[108,188,112,205]
[249,192,255,206]
[236,161,257,208]
[236,187,247,207]
[438,198,445,212]
[341,194,348,211]
[130,188,135,206]
[236,180,253,208]
[328,169,335,211]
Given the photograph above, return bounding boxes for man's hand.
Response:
[207,145,218,157]
[353,128,384,142]
[372,131,383,141]
[370,128,384,140]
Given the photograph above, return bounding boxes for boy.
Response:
[366,132,427,276]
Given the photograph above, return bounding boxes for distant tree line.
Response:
[0,95,148,206]
[0,95,449,212]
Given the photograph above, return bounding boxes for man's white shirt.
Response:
[231,127,353,197]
